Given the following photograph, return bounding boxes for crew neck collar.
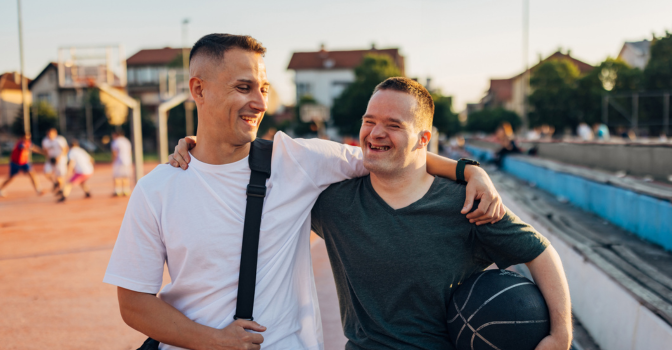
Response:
[188,151,249,173]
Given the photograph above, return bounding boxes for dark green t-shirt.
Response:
[311,175,549,350]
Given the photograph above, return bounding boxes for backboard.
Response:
[57,45,126,88]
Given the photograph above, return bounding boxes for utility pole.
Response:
[17,0,30,136]
[521,0,529,132]
[182,19,195,136]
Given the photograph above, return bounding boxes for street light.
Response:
[521,0,529,132]
[182,18,195,136]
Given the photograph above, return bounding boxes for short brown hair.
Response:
[373,77,434,130]
[189,34,266,63]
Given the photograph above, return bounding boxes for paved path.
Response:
[0,162,345,349]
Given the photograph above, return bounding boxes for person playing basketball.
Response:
[110,130,133,196]
[57,139,94,202]
[0,132,45,197]
[41,128,69,192]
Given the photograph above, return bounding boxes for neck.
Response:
[369,159,435,210]
[191,126,251,165]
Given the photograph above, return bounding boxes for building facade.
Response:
[287,45,405,118]
[617,40,651,70]
[0,72,31,128]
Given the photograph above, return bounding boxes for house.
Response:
[0,72,31,128]
[126,47,189,108]
[617,40,651,70]
[480,51,593,118]
[29,62,125,138]
[287,44,405,116]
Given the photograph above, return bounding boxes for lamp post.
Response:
[17,0,30,136]
[182,19,195,136]
[521,0,529,132]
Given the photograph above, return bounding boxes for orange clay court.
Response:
[0,162,342,350]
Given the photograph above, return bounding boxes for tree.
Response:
[331,54,401,136]
[293,94,318,136]
[465,108,521,134]
[432,93,461,137]
[12,100,58,141]
[574,58,643,126]
[528,59,581,130]
[642,32,672,135]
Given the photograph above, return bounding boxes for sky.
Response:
[1,0,671,111]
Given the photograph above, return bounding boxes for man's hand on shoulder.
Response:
[206,319,266,350]
[168,136,196,170]
[461,166,506,226]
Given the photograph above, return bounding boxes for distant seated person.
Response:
[494,122,522,167]
[0,132,45,198]
[57,139,94,202]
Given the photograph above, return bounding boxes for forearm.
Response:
[426,152,484,182]
[526,247,572,346]
[117,287,216,350]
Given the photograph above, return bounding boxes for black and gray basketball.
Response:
[446,269,550,350]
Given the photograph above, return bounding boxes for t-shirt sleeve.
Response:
[310,193,326,239]
[471,206,549,269]
[103,185,166,293]
[274,131,368,190]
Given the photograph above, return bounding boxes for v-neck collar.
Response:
[364,175,439,215]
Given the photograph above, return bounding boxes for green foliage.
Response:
[12,100,58,141]
[167,103,199,149]
[331,54,402,136]
[293,95,318,136]
[466,108,521,133]
[431,93,461,137]
[574,58,643,125]
[528,59,581,129]
[644,32,672,90]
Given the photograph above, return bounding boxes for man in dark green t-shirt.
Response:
[311,78,572,350]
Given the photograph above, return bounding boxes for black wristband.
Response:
[456,158,480,184]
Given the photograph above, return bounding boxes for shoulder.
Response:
[320,176,366,199]
[423,176,469,211]
[134,164,187,196]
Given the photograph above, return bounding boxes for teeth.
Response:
[241,116,258,125]
[370,145,389,151]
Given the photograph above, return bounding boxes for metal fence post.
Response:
[632,93,639,136]
[664,93,670,137]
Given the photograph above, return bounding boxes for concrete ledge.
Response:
[498,177,672,350]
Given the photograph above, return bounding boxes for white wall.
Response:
[30,68,60,111]
[294,69,355,113]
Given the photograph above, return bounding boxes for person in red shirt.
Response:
[0,132,45,197]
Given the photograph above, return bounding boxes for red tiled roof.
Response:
[514,51,593,78]
[126,47,188,66]
[287,48,405,75]
[0,72,31,91]
[489,78,513,102]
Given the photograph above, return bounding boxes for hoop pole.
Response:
[17,0,30,135]
[158,92,190,163]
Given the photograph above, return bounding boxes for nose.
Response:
[370,123,386,139]
[249,88,268,113]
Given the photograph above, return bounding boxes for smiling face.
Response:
[360,90,431,176]
[190,48,269,146]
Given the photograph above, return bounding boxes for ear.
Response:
[190,76,205,103]
[417,129,432,149]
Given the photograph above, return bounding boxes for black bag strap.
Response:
[234,139,273,321]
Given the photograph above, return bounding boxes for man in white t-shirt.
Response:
[104,34,504,350]
[58,139,94,202]
[110,130,133,197]
[42,128,69,191]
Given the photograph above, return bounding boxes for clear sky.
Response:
[1,0,671,111]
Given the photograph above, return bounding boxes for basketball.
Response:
[446,269,550,350]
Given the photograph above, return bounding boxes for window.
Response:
[37,93,51,105]
[297,82,311,98]
[127,68,136,84]
[331,81,350,99]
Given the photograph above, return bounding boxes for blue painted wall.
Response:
[464,145,672,251]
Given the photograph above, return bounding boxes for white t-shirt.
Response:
[42,135,68,158]
[104,132,366,350]
[111,136,132,166]
[68,147,94,175]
